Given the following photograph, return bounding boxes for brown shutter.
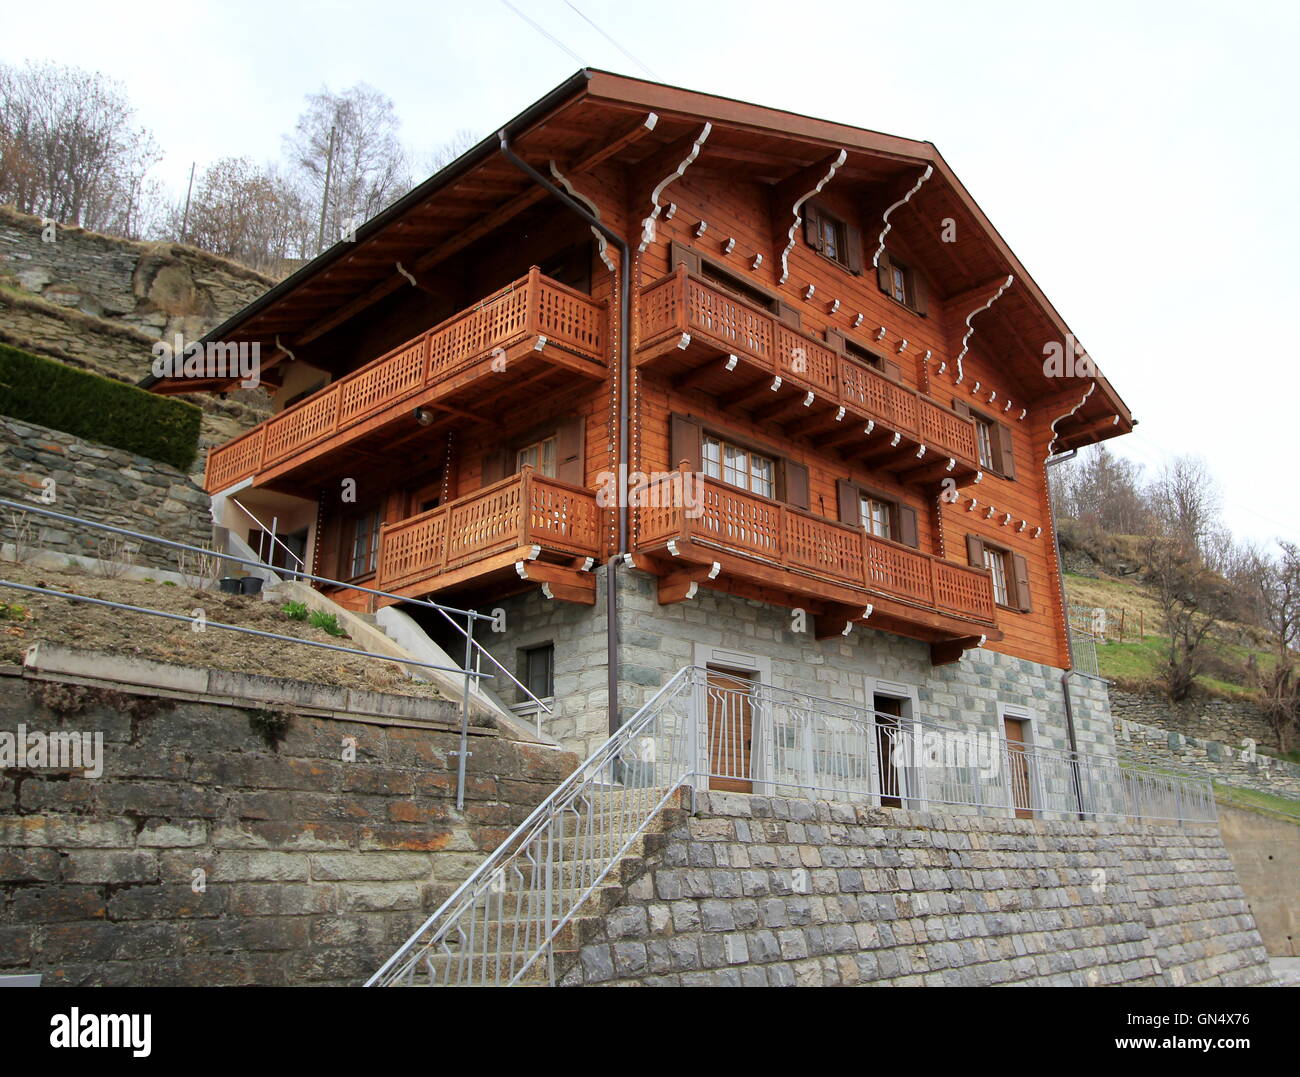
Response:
[669,240,702,276]
[481,448,511,485]
[951,399,971,419]
[896,504,919,549]
[556,416,585,486]
[844,224,864,275]
[803,205,822,250]
[1012,553,1032,612]
[825,328,847,354]
[996,422,1016,480]
[783,460,809,510]
[883,359,903,384]
[775,299,801,328]
[836,479,861,525]
[911,271,928,316]
[966,533,984,567]
[670,414,703,471]
[876,253,893,295]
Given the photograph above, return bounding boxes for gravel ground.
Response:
[0,560,444,700]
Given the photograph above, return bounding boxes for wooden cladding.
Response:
[375,468,599,593]
[637,267,978,468]
[639,475,996,625]
[204,269,605,493]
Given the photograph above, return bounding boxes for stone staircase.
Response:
[392,786,688,986]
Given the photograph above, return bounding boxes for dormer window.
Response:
[803,204,862,273]
[875,252,928,315]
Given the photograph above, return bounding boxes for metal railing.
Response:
[230,497,305,575]
[368,666,1216,987]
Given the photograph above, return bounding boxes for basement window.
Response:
[520,643,555,701]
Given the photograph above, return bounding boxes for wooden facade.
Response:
[152,70,1133,672]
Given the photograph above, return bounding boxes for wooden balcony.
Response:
[636,267,981,487]
[373,468,601,606]
[204,269,606,494]
[635,475,999,658]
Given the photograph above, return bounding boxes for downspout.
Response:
[498,132,631,737]
[1045,448,1084,818]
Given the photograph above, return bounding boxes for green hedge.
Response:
[0,342,201,471]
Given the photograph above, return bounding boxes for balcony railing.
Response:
[638,475,996,625]
[375,468,600,594]
[205,269,605,493]
[637,266,979,468]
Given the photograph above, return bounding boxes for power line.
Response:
[563,1,659,78]
[500,0,586,65]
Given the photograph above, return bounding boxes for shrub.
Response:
[0,342,201,470]
[308,609,346,637]
[280,600,308,620]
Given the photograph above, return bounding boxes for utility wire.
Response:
[563,1,659,78]
[500,0,586,65]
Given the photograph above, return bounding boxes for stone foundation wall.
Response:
[564,790,1273,987]
[480,566,1117,765]
[0,674,577,986]
[1,415,211,572]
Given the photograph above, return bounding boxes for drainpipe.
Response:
[1045,448,1085,818]
[498,132,631,737]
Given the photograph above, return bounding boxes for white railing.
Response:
[368,666,1216,987]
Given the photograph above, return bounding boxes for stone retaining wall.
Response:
[0,673,577,986]
[1115,716,1300,800]
[1111,689,1277,750]
[1,415,211,572]
[563,790,1273,987]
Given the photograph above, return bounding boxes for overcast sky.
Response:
[6,0,1297,548]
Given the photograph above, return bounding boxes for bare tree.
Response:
[1051,445,1151,535]
[1150,455,1220,556]
[1252,541,1300,752]
[422,128,481,175]
[1144,534,1232,702]
[285,84,410,252]
[0,61,161,232]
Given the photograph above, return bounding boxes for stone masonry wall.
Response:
[1,415,211,572]
[1115,716,1300,799]
[0,674,577,986]
[1111,689,1278,751]
[563,790,1273,987]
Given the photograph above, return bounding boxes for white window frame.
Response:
[864,677,923,810]
[692,644,771,792]
[998,703,1041,818]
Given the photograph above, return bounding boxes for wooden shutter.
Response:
[783,460,809,510]
[556,416,585,486]
[836,479,861,525]
[825,328,847,354]
[669,240,702,276]
[995,422,1016,480]
[896,504,919,549]
[911,271,928,316]
[803,205,823,250]
[481,447,511,485]
[775,299,801,328]
[883,359,903,384]
[670,414,703,471]
[951,398,971,419]
[845,224,864,275]
[1012,553,1032,612]
[876,252,893,295]
[966,533,984,567]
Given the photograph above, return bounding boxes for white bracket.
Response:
[802,391,814,407]
[751,253,763,270]
[875,326,887,341]
[862,605,873,620]
[676,333,692,350]
[667,539,681,557]
[852,313,864,328]
[725,354,738,371]
[663,202,677,220]
[835,406,846,422]
[694,220,708,238]
[708,561,721,579]
[770,376,782,391]
[803,284,815,300]
[684,581,699,600]
[828,298,840,314]
[863,420,875,436]
[579,556,594,571]
[897,339,908,353]
[541,583,555,600]
[723,237,735,254]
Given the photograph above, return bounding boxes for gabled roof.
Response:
[143,69,1131,444]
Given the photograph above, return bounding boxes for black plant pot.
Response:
[218,577,242,594]
[240,577,265,596]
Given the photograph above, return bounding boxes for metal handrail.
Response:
[367,666,1216,987]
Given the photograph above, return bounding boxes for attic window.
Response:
[888,260,914,306]
[875,253,927,315]
[804,204,862,273]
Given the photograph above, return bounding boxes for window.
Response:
[974,415,996,470]
[347,510,380,578]
[889,260,914,306]
[516,435,557,478]
[804,204,860,272]
[703,434,776,498]
[819,214,845,263]
[984,545,1010,606]
[860,495,893,540]
[520,643,554,701]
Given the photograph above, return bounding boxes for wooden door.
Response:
[874,695,904,808]
[1003,716,1033,819]
[707,667,755,792]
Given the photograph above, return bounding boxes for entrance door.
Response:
[1003,716,1033,818]
[706,667,755,792]
[874,695,904,808]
